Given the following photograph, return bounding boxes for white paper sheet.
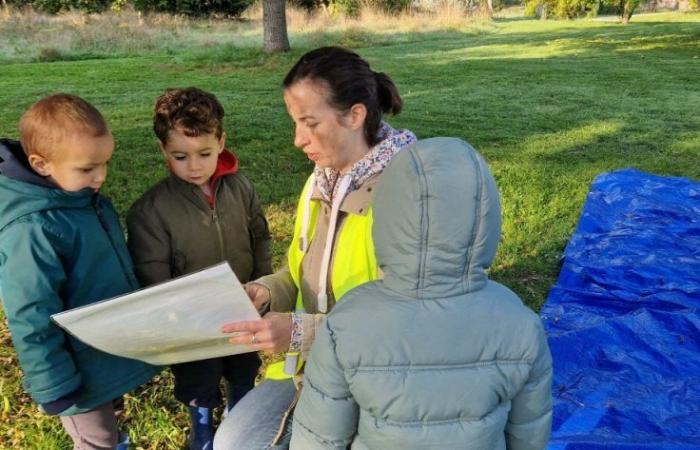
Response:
[52,263,259,365]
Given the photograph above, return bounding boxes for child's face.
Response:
[160,127,225,189]
[29,132,114,192]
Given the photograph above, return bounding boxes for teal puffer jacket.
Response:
[0,140,159,416]
[292,138,552,450]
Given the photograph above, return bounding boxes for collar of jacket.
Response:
[0,138,56,189]
[309,173,379,216]
[167,149,238,209]
[166,171,211,213]
[0,138,99,231]
[205,149,238,206]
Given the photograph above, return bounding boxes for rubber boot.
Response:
[188,406,213,450]
[115,431,129,450]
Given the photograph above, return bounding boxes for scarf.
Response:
[314,122,417,202]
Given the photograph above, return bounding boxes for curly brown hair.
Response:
[153,87,225,145]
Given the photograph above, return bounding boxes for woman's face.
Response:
[284,79,366,173]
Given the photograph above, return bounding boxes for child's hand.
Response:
[244,282,271,311]
[221,312,292,354]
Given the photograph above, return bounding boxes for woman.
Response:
[214,46,417,450]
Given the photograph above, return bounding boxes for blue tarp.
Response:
[541,169,700,449]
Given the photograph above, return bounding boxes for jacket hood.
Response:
[211,149,239,180]
[0,138,95,231]
[372,137,501,298]
[206,149,239,206]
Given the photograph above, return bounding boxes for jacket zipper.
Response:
[210,180,225,261]
[212,209,225,261]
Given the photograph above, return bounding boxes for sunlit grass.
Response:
[0,8,699,448]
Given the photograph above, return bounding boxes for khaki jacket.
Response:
[258,174,380,358]
[126,171,272,287]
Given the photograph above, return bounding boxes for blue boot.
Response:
[187,406,213,450]
[115,431,129,450]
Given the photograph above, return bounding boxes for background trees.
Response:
[2,0,696,42]
[523,0,652,20]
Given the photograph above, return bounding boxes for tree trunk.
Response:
[486,0,494,16]
[263,0,290,53]
[619,0,632,23]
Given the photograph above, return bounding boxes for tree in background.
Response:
[130,0,253,17]
[263,0,290,52]
[7,0,290,52]
[5,0,254,15]
[289,0,322,12]
[618,0,639,22]
[524,0,641,21]
[524,0,595,18]
[131,0,289,52]
[5,0,111,13]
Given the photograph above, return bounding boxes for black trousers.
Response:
[171,351,261,408]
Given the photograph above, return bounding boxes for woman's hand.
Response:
[244,282,271,311]
[221,312,292,354]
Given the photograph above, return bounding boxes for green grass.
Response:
[1,10,699,449]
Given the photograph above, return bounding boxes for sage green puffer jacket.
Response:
[291,137,552,450]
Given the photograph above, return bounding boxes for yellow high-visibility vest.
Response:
[265,175,379,380]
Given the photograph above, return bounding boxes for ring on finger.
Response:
[250,334,257,345]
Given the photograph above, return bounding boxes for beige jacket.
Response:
[257,174,380,359]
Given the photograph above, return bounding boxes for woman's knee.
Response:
[214,380,296,450]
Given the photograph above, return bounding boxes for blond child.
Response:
[0,93,159,449]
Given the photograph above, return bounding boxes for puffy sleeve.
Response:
[0,221,81,404]
[505,320,553,450]
[245,178,272,280]
[291,319,358,449]
[126,200,172,287]
[257,266,297,313]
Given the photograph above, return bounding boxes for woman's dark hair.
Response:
[283,46,403,147]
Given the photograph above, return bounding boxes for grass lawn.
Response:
[0,10,699,449]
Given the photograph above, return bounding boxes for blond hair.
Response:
[19,93,109,158]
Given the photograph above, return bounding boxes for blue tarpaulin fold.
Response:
[541,169,700,449]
